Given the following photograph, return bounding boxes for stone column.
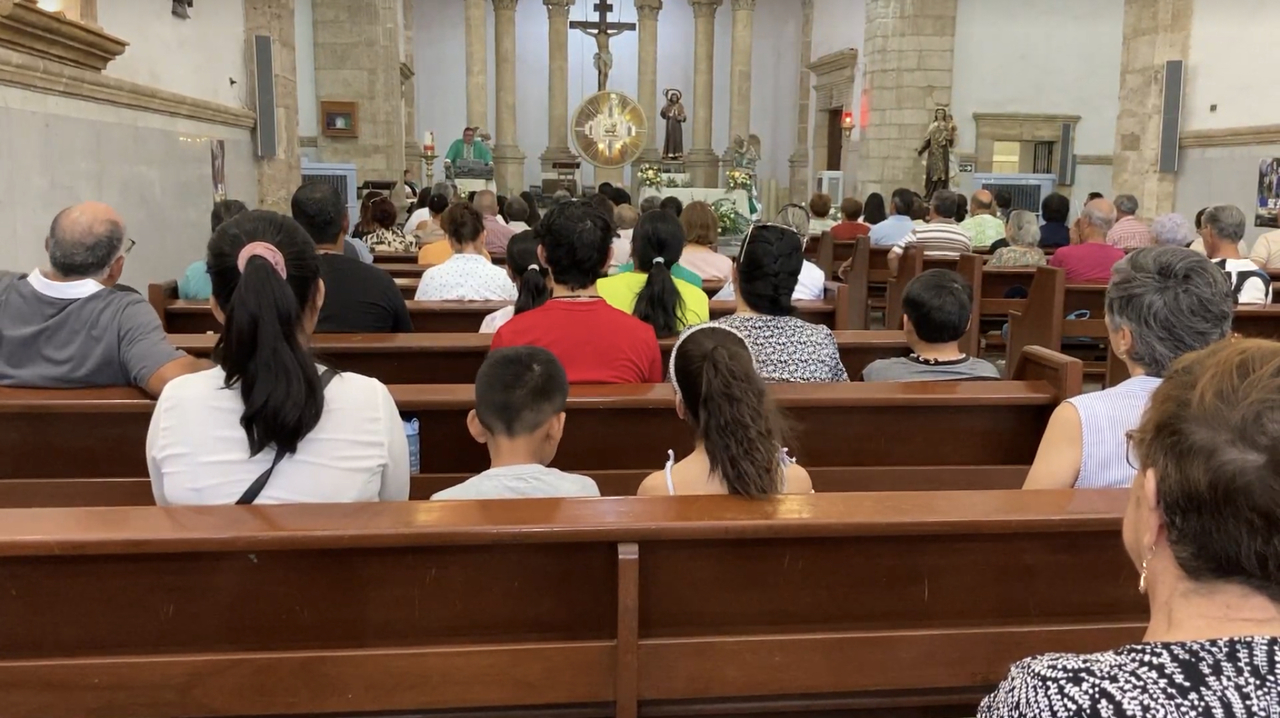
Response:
[635,0,663,165]
[857,0,957,200]
[491,0,525,195]
[685,0,722,187]
[722,0,755,172]
[464,0,488,130]
[243,0,300,212]
[540,0,576,173]
[1111,0,1191,216]
[404,0,422,187]
[787,0,814,203]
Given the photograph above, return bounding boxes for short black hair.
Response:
[1195,207,1208,230]
[610,187,632,207]
[1087,191,1105,203]
[660,196,684,217]
[993,189,1013,211]
[890,188,914,217]
[598,182,615,195]
[1041,192,1070,224]
[930,190,959,221]
[902,269,972,344]
[212,199,249,235]
[536,199,615,290]
[427,192,450,216]
[474,346,569,437]
[290,182,346,247]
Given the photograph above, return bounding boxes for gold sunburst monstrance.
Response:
[571,91,648,169]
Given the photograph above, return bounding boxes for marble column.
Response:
[787,0,813,203]
[464,0,488,130]
[685,0,722,187]
[243,0,300,212]
[491,0,525,195]
[722,0,755,173]
[856,0,957,200]
[1111,0,1191,216]
[635,0,663,165]
[403,0,423,189]
[540,0,576,173]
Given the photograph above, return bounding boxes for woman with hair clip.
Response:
[598,209,709,338]
[480,230,550,333]
[415,202,514,301]
[713,206,828,302]
[146,211,410,505]
[637,324,813,496]
[718,224,848,383]
[351,190,385,241]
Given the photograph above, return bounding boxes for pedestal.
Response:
[492,144,527,196]
[594,166,625,189]
[685,149,720,189]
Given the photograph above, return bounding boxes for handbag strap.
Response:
[236,368,339,505]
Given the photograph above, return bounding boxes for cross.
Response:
[570,1,636,92]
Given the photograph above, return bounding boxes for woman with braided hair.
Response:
[714,224,849,383]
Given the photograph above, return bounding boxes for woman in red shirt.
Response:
[491,200,663,384]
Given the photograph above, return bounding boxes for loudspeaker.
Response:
[1159,59,1184,174]
[252,34,278,159]
[1057,121,1076,186]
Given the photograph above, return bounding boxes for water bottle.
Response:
[403,418,421,474]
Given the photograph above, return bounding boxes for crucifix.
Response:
[570,1,636,93]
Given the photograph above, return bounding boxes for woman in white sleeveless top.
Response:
[1023,246,1234,490]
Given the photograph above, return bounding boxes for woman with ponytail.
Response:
[637,325,812,496]
[717,223,848,383]
[480,230,550,333]
[146,210,410,505]
[598,210,709,338]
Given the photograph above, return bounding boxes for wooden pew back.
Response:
[885,246,984,358]
[1006,266,1111,377]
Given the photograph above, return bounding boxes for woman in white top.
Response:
[147,210,410,505]
[415,202,517,301]
[1023,246,1233,491]
[637,324,812,496]
[479,230,550,333]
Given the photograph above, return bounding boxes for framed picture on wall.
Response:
[321,101,359,138]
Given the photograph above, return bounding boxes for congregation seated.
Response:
[0,202,206,395]
[178,199,247,300]
[362,196,415,253]
[403,191,432,234]
[863,269,999,382]
[808,192,837,236]
[432,347,599,500]
[1049,197,1126,283]
[1023,246,1233,490]
[503,195,533,234]
[830,196,871,241]
[958,189,1005,249]
[414,202,514,301]
[638,325,813,496]
[862,191,887,226]
[659,195,684,217]
[1151,212,1197,249]
[981,338,1280,718]
[869,188,916,246]
[518,190,542,226]
[677,201,734,282]
[954,193,968,223]
[1106,193,1155,250]
[715,224,848,383]
[148,210,410,505]
[492,200,662,384]
[888,189,972,275]
[986,210,1048,267]
[994,189,1014,222]
[639,194,662,214]
[599,210,709,338]
[480,231,549,333]
[292,181,412,333]
[909,195,929,225]
[607,203,638,275]
[1249,223,1280,269]
[412,192,450,253]
[1201,204,1272,305]
[1037,192,1072,249]
[616,204,702,286]
[716,205,826,301]
[475,190,515,258]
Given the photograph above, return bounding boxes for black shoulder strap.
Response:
[236,368,339,505]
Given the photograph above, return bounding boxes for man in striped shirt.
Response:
[1105,194,1154,250]
[888,189,972,275]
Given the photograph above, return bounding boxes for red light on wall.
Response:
[840,110,856,130]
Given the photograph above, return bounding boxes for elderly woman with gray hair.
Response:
[1023,246,1234,490]
[987,210,1047,267]
[1150,213,1197,248]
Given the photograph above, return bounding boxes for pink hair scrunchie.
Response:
[236,241,288,280]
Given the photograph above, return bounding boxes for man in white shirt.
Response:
[1202,204,1273,305]
[888,190,973,275]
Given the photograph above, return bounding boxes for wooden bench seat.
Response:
[1006,265,1111,378]
[0,490,1145,718]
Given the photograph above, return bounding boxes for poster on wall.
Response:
[211,140,226,203]
[1256,158,1280,228]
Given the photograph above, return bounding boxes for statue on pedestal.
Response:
[730,134,762,219]
[917,107,957,200]
[661,88,686,160]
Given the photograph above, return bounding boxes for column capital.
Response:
[493,0,519,11]
[689,0,722,19]
[543,0,574,16]
[635,0,663,20]
[730,0,755,11]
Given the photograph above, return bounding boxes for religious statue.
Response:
[731,135,762,219]
[661,89,686,160]
[571,2,636,93]
[917,107,958,200]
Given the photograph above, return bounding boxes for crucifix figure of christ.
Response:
[570,1,636,92]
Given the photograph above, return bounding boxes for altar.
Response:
[638,187,751,217]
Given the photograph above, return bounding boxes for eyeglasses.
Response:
[123,238,137,256]
[736,221,801,263]
[1124,430,1142,471]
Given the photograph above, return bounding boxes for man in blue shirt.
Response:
[870,188,918,246]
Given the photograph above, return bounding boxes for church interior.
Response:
[1,0,1280,716]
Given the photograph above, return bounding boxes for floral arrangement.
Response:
[637,164,665,189]
[726,168,753,191]
[713,198,750,239]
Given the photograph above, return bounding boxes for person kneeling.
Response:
[432,346,600,500]
[862,269,999,382]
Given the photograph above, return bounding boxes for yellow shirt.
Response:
[418,242,490,266]
[597,271,710,329]
[1249,230,1280,268]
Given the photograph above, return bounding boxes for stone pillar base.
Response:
[595,165,625,189]
[493,144,527,196]
[539,146,578,173]
[637,147,662,166]
[685,149,721,188]
[788,151,810,204]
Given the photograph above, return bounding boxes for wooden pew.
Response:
[884,245,984,358]
[1006,266,1110,379]
[380,263,432,280]
[1106,307,1280,385]
[0,490,1147,718]
[169,330,912,385]
[370,251,420,264]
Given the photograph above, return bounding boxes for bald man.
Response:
[1048,198,1127,283]
[473,190,515,258]
[0,202,209,395]
[958,189,1007,248]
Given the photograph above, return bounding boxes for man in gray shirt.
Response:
[0,202,208,395]
[863,268,1000,382]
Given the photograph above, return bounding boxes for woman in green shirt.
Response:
[598,210,709,338]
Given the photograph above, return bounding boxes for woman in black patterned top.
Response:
[979,338,1280,718]
[714,224,848,383]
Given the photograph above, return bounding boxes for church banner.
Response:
[1257,158,1280,228]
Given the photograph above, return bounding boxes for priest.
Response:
[444,126,493,165]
